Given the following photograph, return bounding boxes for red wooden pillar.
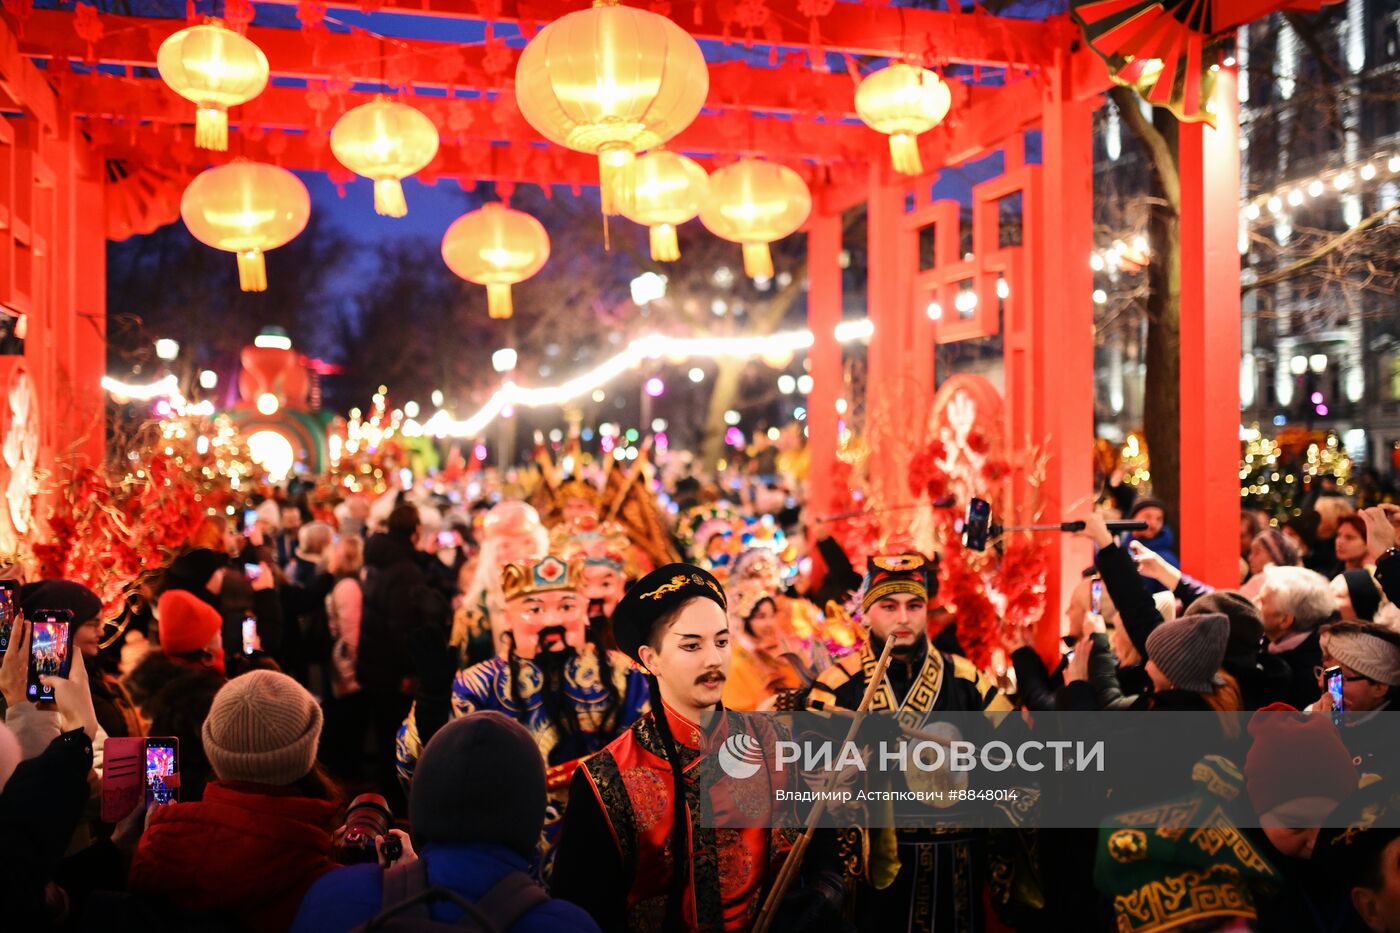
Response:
[806,210,842,542]
[1028,56,1097,664]
[864,165,930,542]
[1178,68,1241,586]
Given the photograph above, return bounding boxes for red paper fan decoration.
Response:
[104,159,191,241]
[1071,0,1339,123]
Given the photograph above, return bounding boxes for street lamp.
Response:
[492,348,518,373]
[630,272,668,306]
[199,370,218,390]
[1309,353,1328,374]
[155,339,180,361]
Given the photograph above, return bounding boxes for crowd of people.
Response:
[3,456,1400,933]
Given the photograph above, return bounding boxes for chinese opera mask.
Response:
[550,518,631,634]
[501,556,587,659]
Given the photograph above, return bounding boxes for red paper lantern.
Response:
[157,21,270,151]
[699,160,811,279]
[622,151,709,262]
[441,203,550,319]
[854,63,952,176]
[330,98,440,217]
[180,161,310,292]
[514,0,708,216]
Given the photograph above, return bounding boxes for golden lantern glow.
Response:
[621,151,709,262]
[441,203,550,320]
[180,161,311,292]
[157,21,270,151]
[699,160,811,279]
[854,63,952,176]
[514,0,708,217]
[330,98,440,217]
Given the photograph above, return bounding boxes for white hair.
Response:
[297,521,335,557]
[1261,565,1336,631]
[1375,602,1400,634]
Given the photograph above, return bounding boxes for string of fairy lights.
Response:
[103,319,876,440]
[1242,147,1400,225]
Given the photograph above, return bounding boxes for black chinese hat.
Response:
[612,563,727,663]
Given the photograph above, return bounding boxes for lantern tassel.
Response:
[236,249,267,292]
[196,107,229,151]
[487,283,513,319]
[373,179,408,217]
[888,133,923,176]
[649,224,680,262]
[597,148,636,217]
[742,242,774,280]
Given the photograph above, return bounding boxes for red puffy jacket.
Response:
[129,781,339,933]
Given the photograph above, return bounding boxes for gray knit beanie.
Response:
[1186,591,1264,666]
[410,711,546,857]
[202,670,324,786]
[1146,613,1230,694]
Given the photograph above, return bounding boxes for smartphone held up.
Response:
[27,609,75,704]
[0,579,17,657]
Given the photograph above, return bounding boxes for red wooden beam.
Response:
[58,73,877,163]
[0,12,57,129]
[17,10,862,119]
[248,0,1069,66]
[811,73,1047,216]
[96,122,614,191]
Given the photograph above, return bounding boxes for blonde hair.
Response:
[329,535,364,578]
[1313,496,1356,537]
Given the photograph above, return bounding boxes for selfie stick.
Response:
[1000,519,1149,535]
[752,636,898,933]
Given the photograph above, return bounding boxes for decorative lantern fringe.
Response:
[487,283,513,319]
[374,179,408,217]
[236,249,267,291]
[889,133,923,176]
[597,147,636,217]
[742,242,774,279]
[649,223,680,262]
[196,107,229,151]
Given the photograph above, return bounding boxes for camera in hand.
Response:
[334,793,401,865]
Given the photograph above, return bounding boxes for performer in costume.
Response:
[397,555,648,800]
[551,517,632,649]
[451,500,548,666]
[807,553,1014,933]
[551,563,848,932]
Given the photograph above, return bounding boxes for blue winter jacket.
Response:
[290,842,600,933]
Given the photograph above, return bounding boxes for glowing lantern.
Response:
[854,63,951,176]
[514,0,708,217]
[622,151,709,262]
[699,160,811,279]
[157,21,270,151]
[180,161,311,292]
[441,203,550,320]
[330,98,440,217]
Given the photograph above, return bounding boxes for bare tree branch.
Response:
[1243,204,1400,293]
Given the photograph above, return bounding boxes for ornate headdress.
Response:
[549,517,630,574]
[501,555,584,601]
[859,553,932,614]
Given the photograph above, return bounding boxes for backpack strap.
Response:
[471,871,551,933]
[380,859,432,920]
